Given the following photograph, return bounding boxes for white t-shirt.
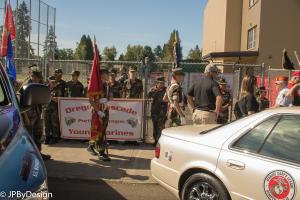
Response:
[275,87,292,107]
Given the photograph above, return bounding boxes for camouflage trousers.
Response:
[25,116,43,151]
[168,108,181,127]
[89,111,109,154]
[151,114,167,145]
[44,103,61,139]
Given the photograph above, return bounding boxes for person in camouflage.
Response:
[218,78,232,124]
[87,69,111,161]
[23,70,51,160]
[122,66,143,99]
[165,68,186,127]
[44,69,67,144]
[256,86,269,111]
[147,76,168,145]
[118,65,128,86]
[66,70,84,97]
[108,69,122,98]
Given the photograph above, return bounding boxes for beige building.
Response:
[202,0,300,69]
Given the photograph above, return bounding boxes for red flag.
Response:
[88,38,104,141]
[1,4,16,57]
[87,41,103,97]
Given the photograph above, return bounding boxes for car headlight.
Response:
[23,179,51,200]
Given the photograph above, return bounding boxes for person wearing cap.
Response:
[44,69,67,144]
[122,66,143,99]
[165,68,186,127]
[87,68,111,161]
[118,65,128,86]
[108,69,122,98]
[217,78,232,124]
[66,70,84,97]
[256,86,270,111]
[274,76,292,107]
[287,71,300,106]
[147,76,168,145]
[187,63,223,125]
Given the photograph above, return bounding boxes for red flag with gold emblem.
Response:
[88,38,104,141]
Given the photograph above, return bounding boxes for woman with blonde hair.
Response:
[234,75,259,118]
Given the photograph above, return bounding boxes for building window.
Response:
[249,0,257,8]
[247,26,257,50]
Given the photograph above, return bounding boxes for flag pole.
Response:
[294,51,300,67]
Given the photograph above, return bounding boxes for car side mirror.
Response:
[19,83,51,107]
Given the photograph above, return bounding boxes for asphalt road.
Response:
[48,178,176,200]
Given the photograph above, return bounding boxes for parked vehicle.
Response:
[0,63,51,200]
[151,108,300,200]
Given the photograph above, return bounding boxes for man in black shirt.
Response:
[187,63,223,125]
[67,71,84,97]
[108,69,122,98]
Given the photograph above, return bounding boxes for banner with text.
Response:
[58,98,143,141]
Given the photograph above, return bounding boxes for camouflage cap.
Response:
[54,69,63,74]
[129,66,137,72]
[172,68,185,76]
[156,76,166,83]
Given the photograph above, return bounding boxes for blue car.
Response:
[0,63,51,200]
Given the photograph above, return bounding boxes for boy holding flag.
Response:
[86,38,111,162]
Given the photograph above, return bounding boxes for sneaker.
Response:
[87,145,98,156]
[99,152,111,162]
[41,154,51,160]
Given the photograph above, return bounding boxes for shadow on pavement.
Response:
[48,177,126,200]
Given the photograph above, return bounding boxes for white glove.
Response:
[99,98,108,104]
[97,111,106,118]
[180,117,187,125]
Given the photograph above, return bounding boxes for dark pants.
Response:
[45,103,61,139]
[151,114,167,145]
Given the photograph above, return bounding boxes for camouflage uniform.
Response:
[109,80,122,98]
[25,105,43,150]
[218,90,231,124]
[148,85,168,145]
[89,83,110,154]
[66,80,84,97]
[122,78,143,99]
[118,73,128,86]
[166,81,184,127]
[45,79,67,142]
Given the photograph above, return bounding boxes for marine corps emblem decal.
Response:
[264,170,296,200]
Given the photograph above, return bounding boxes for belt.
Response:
[195,109,214,113]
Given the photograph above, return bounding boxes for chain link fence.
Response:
[0,0,56,59]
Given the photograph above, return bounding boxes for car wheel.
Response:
[181,173,229,200]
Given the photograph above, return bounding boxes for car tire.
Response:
[181,173,230,200]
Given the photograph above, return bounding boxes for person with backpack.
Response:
[234,75,259,119]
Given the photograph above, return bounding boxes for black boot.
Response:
[98,151,111,162]
[41,154,51,160]
[87,145,98,156]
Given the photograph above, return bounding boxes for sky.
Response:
[46,0,207,58]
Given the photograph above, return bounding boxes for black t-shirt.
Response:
[188,76,221,111]
[239,94,259,114]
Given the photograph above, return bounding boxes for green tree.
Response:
[74,34,93,60]
[124,45,144,61]
[118,53,125,61]
[162,30,183,62]
[143,46,155,63]
[103,46,117,61]
[57,48,74,60]
[187,45,202,61]
[43,26,57,60]
[15,1,33,58]
[154,45,163,61]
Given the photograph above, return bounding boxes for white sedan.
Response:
[151,107,300,200]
